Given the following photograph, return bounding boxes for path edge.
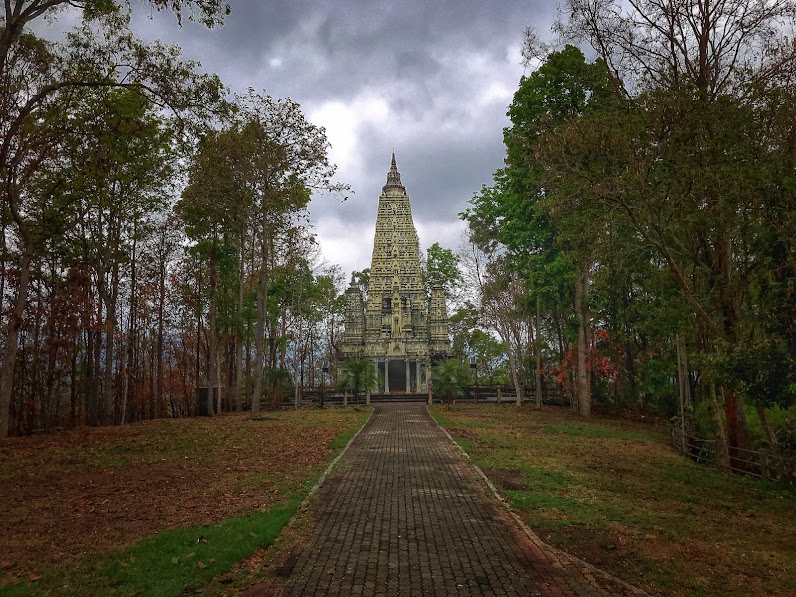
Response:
[429,405,650,597]
[240,408,374,596]
[277,407,374,538]
[302,407,374,508]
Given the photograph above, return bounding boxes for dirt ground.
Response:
[0,409,365,586]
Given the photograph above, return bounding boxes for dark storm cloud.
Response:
[35,0,558,273]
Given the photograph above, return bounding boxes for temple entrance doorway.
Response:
[388,360,406,393]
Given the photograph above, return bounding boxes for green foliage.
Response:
[266,367,293,394]
[425,242,463,298]
[638,358,677,415]
[449,302,479,359]
[177,126,256,245]
[432,359,470,404]
[351,268,370,297]
[718,340,796,410]
[78,0,229,28]
[448,303,508,384]
[464,17,796,438]
[336,358,378,404]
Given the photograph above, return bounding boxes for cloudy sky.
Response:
[40,1,558,278]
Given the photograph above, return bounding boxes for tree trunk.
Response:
[195,271,202,415]
[506,346,523,406]
[120,352,129,426]
[675,333,692,452]
[251,228,269,417]
[0,205,6,331]
[30,268,44,431]
[709,384,731,470]
[207,251,218,416]
[91,329,102,426]
[0,244,32,438]
[155,248,166,419]
[756,404,778,454]
[235,244,244,412]
[722,386,751,467]
[535,295,542,409]
[216,346,222,413]
[103,272,118,426]
[715,233,751,454]
[122,231,138,425]
[574,261,591,417]
[70,344,78,427]
[676,334,692,409]
[554,287,566,362]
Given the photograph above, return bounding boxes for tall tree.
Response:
[463,45,615,416]
[0,5,226,436]
[547,0,796,447]
[234,91,345,417]
[177,125,255,416]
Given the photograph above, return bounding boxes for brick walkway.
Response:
[281,403,646,596]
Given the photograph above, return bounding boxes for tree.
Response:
[462,45,615,416]
[426,242,463,301]
[72,88,175,425]
[460,242,531,406]
[0,6,226,436]
[465,329,508,387]
[337,357,377,406]
[558,0,796,99]
[531,0,796,449]
[149,215,182,419]
[0,1,228,81]
[432,359,470,405]
[234,91,346,417]
[351,268,370,296]
[177,125,255,416]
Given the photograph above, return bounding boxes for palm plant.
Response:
[337,358,378,406]
[432,359,470,405]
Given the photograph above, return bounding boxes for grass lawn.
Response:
[0,407,370,596]
[430,403,796,597]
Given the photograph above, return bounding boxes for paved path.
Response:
[281,403,646,596]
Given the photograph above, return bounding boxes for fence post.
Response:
[496,386,502,404]
[760,449,769,480]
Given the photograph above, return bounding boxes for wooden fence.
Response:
[671,424,796,484]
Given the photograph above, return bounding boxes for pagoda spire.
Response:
[383,151,405,194]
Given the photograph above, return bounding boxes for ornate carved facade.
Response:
[341,154,449,392]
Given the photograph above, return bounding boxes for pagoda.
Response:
[341,153,449,393]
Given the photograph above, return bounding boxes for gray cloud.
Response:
[37,0,558,275]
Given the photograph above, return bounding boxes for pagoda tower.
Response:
[341,153,449,393]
